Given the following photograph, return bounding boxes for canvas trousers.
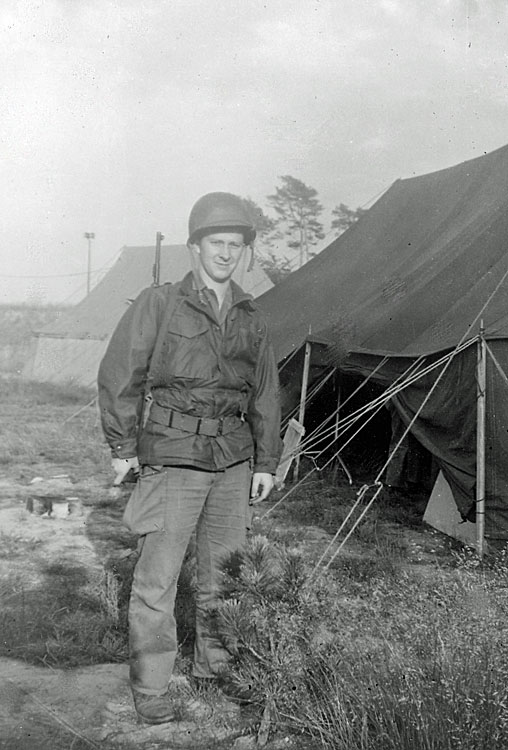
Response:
[128,460,251,695]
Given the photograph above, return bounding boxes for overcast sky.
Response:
[1,0,507,304]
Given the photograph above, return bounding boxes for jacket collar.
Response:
[179,271,256,309]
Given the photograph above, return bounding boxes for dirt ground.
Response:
[0,653,248,750]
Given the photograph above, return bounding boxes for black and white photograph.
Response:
[1,2,508,748]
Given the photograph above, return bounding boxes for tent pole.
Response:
[334,371,341,442]
[293,341,312,482]
[476,322,486,559]
[332,374,353,484]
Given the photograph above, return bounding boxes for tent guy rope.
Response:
[296,356,389,451]
[306,339,478,584]
[306,262,508,580]
[261,354,427,519]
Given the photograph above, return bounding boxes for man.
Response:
[97,192,281,724]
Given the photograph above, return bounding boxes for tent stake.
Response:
[293,341,312,482]
[476,322,486,559]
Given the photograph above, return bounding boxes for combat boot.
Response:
[132,690,177,724]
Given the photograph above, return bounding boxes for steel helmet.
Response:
[187,192,256,245]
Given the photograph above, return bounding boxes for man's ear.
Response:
[187,241,200,254]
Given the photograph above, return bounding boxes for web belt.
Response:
[149,403,244,437]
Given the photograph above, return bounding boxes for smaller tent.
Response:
[25,244,272,387]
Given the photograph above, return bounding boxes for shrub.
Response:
[211,536,343,739]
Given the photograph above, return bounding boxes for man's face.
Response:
[194,232,245,284]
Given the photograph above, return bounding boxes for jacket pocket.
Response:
[227,325,259,386]
[122,468,167,535]
[160,314,213,379]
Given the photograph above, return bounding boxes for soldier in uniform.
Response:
[98,192,281,723]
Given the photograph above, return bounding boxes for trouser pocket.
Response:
[122,467,167,535]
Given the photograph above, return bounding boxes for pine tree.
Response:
[243,197,278,241]
[267,176,325,268]
[243,196,291,284]
[330,202,367,236]
[210,536,340,743]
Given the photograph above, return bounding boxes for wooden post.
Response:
[476,322,486,559]
[293,341,312,482]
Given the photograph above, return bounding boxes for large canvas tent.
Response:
[257,143,508,542]
[25,244,272,388]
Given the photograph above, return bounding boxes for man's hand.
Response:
[111,456,140,485]
[250,472,274,504]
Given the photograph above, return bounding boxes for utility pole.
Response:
[84,232,95,295]
[152,231,164,286]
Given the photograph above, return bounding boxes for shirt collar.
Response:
[181,271,254,308]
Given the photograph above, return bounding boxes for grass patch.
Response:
[0,375,94,407]
[266,468,425,538]
[0,526,197,669]
[212,536,508,748]
[0,554,129,667]
[0,377,109,478]
[0,530,44,558]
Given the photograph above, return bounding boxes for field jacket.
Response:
[97,272,282,473]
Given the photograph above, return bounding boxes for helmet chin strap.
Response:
[187,243,206,303]
[247,244,254,272]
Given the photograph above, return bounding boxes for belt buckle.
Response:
[216,417,224,437]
